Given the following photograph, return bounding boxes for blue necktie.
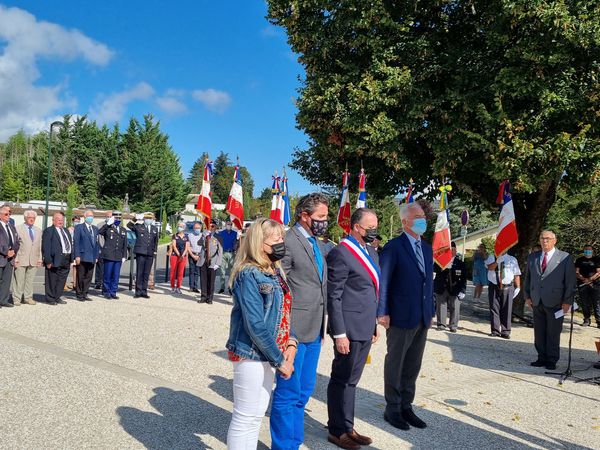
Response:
[308,236,323,281]
[28,226,34,242]
[415,240,425,274]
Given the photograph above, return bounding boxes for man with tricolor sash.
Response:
[325,208,380,449]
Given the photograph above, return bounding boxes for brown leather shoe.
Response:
[23,298,36,305]
[328,433,361,450]
[348,429,372,445]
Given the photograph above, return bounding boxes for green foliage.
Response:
[481,236,496,254]
[65,184,81,224]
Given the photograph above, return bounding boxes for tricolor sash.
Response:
[340,236,380,297]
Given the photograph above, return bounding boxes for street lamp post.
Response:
[43,121,64,229]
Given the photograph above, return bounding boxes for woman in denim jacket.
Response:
[226,218,297,449]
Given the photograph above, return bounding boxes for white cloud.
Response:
[0,5,113,140]
[191,88,232,114]
[90,82,155,124]
[156,95,188,115]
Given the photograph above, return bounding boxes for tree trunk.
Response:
[511,180,559,318]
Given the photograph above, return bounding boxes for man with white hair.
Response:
[73,209,99,301]
[13,209,43,305]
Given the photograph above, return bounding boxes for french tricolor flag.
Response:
[494,180,519,257]
[355,168,367,209]
[196,161,214,228]
[226,165,244,230]
[269,174,284,224]
[337,169,351,234]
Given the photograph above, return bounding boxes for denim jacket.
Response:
[226,267,295,368]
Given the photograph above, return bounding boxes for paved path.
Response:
[1,273,599,449]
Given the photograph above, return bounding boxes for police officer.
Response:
[485,249,521,339]
[127,212,159,298]
[98,211,128,300]
[575,244,600,327]
[434,241,467,332]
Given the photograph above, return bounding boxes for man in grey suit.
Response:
[13,209,43,305]
[270,193,329,450]
[524,230,577,370]
[0,205,20,308]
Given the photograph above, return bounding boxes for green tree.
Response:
[65,183,81,224]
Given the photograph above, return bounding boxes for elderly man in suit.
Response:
[42,212,73,305]
[270,192,329,450]
[524,230,577,370]
[13,209,43,305]
[0,205,20,308]
[326,208,380,450]
[73,209,99,301]
[377,202,434,431]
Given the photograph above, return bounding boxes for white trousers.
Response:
[227,360,275,450]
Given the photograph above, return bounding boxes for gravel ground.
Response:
[0,279,599,449]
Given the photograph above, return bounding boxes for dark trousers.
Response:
[488,283,514,335]
[384,324,428,412]
[188,257,200,290]
[45,265,70,302]
[0,263,14,304]
[436,291,460,329]
[533,303,564,364]
[200,263,216,301]
[103,260,122,297]
[579,284,600,324]
[327,339,372,437]
[94,257,104,287]
[75,261,95,298]
[135,254,154,296]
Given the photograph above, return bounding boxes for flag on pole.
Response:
[269,173,284,224]
[356,168,367,208]
[225,164,244,230]
[494,180,519,257]
[281,169,291,226]
[196,160,214,228]
[432,184,453,269]
[405,178,415,204]
[337,168,351,234]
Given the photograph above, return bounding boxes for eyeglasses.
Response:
[540,237,555,241]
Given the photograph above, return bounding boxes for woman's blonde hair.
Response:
[229,218,285,288]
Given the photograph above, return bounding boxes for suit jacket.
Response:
[98,224,128,261]
[326,240,379,341]
[42,226,74,268]
[377,232,434,329]
[523,249,577,308]
[197,234,223,268]
[127,222,159,256]
[281,225,328,343]
[73,223,99,263]
[15,223,42,267]
[434,257,467,296]
[0,221,20,268]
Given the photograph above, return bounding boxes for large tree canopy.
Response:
[267,0,600,250]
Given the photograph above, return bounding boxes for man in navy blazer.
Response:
[73,209,99,301]
[377,202,434,431]
[42,212,74,305]
[326,208,381,449]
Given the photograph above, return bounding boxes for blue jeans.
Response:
[270,334,322,450]
[188,257,200,290]
[103,260,122,296]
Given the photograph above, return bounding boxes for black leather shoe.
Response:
[76,297,85,302]
[112,295,119,300]
[402,409,427,429]
[218,289,225,294]
[142,294,150,299]
[196,299,205,304]
[0,302,14,308]
[545,362,557,370]
[489,332,500,337]
[57,299,67,304]
[530,360,546,367]
[133,294,140,298]
[206,299,213,304]
[384,411,409,430]
[84,296,93,301]
[47,301,57,305]
[500,334,510,339]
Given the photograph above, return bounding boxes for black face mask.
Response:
[310,218,328,237]
[363,229,378,244]
[268,242,286,262]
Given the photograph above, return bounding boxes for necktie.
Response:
[541,252,548,273]
[308,236,323,281]
[28,226,34,242]
[60,228,71,253]
[415,240,425,274]
[5,224,14,248]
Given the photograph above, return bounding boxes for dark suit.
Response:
[377,232,434,413]
[434,257,466,329]
[127,222,159,296]
[0,221,20,304]
[42,226,73,303]
[524,249,577,364]
[326,238,379,437]
[73,223,99,299]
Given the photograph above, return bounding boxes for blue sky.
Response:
[0,1,316,197]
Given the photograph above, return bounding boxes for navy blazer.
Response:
[326,241,379,341]
[42,226,74,267]
[377,232,435,329]
[73,223,99,263]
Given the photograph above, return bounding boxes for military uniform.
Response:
[127,220,159,298]
[98,221,128,299]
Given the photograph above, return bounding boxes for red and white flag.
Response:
[269,174,284,224]
[494,180,518,257]
[432,211,453,269]
[196,161,214,228]
[337,169,351,234]
[226,165,244,230]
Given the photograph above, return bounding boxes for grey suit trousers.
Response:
[384,324,428,412]
[436,291,460,329]
[533,303,564,364]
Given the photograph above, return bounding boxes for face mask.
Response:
[85,217,94,224]
[193,229,201,235]
[584,250,593,258]
[310,218,328,237]
[362,228,378,244]
[177,227,185,233]
[268,242,286,262]
[144,219,153,226]
[114,220,121,227]
[410,218,427,236]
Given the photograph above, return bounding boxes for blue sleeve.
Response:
[73,226,82,257]
[377,243,395,317]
